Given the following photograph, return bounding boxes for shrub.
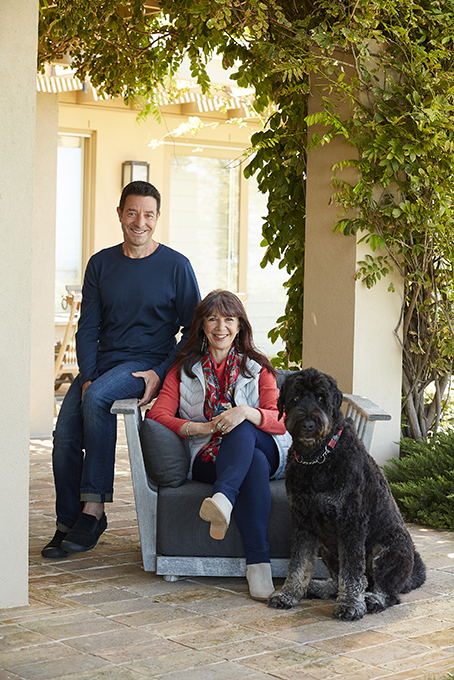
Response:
[383,431,454,530]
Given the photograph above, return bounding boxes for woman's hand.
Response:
[180,406,263,438]
[211,405,262,435]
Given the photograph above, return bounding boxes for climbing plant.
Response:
[303,1,454,438]
[39,0,454,438]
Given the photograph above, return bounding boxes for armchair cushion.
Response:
[139,419,190,488]
[157,479,291,558]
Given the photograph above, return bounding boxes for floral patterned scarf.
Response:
[198,345,240,463]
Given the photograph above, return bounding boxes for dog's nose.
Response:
[301,421,316,435]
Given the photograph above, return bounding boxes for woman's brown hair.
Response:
[174,290,276,379]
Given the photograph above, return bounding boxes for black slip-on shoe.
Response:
[41,529,70,559]
[61,512,107,553]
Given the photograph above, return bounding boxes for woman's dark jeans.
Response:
[192,420,279,565]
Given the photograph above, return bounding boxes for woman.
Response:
[148,290,291,600]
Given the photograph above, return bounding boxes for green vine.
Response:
[244,99,307,368]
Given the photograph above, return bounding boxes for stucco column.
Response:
[303,67,403,465]
[31,93,58,437]
[0,0,39,606]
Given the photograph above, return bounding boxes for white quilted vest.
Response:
[179,357,290,479]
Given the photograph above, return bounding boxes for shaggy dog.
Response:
[269,368,426,621]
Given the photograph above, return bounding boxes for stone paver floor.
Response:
[1,419,454,679]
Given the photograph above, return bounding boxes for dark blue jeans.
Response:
[192,420,279,565]
[52,361,150,531]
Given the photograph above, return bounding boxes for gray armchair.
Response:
[111,373,391,581]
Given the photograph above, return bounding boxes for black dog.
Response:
[269,368,426,621]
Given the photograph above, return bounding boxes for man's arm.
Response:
[132,259,200,406]
[149,259,201,383]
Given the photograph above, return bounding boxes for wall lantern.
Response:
[122,160,150,188]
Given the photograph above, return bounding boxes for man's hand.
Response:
[132,369,161,406]
[81,381,92,400]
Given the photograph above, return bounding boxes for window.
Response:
[169,155,240,295]
[54,134,85,312]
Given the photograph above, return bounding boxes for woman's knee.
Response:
[216,421,257,465]
[224,419,257,445]
[235,420,256,435]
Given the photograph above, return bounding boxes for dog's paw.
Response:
[333,600,367,621]
[365,591,399,613]
[268,591,295,609]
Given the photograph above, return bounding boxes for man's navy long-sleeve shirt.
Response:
[76,243,200,384]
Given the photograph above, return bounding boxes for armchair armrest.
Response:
[111,398,141,416]
[342,394,392,421]
[342,394,391,453]
[111,398,157,571]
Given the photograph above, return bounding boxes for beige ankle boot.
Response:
[199,492,232,540]
[246,563,274,601]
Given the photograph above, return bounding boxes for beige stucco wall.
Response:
[303,70,403,465]
[31,93,59,437]
[353,243,404,463]
[302,129,357,389]
[0,0,39,607]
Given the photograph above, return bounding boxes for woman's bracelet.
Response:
[185,421,192,437]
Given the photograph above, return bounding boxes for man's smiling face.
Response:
[117,194,160,255]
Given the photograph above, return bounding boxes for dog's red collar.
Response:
[293,428,343,465]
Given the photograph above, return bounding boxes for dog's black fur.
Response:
[269,368,426,621]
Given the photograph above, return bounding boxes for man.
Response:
[42,180,200,558]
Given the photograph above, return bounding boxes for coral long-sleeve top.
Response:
[147,359,286,436]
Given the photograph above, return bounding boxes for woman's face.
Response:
[203,311,240,358]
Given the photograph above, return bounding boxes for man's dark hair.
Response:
[119,181,161,213]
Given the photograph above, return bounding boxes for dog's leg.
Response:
[334,571,368,621]
[365,529,425,613]
[306,578,338,600]
[268,531,319,609]
[364,545,403,613]
[306,547,339,600]
[333,524,368,621]
[401,549,426,592]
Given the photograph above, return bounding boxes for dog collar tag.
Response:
[328,429,343,450]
